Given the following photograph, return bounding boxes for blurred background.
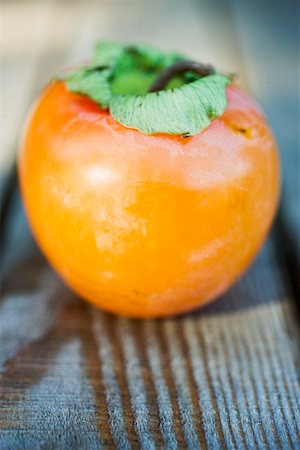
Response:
[1,2,299,448]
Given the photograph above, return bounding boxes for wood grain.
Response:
[1,1,299,449]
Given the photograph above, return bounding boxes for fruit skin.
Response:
[18,81,280,318]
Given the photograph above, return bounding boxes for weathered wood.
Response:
[0,1,299,449]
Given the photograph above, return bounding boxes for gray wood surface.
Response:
[1,1,299,449]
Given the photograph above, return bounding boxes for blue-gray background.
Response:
[1,1,299,448]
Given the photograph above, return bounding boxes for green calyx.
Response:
[60,42,230,136]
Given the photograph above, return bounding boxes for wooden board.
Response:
[1,1,299,448]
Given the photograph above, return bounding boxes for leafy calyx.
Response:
[60,42,231,136]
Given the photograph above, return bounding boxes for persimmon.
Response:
[18,43,280,317]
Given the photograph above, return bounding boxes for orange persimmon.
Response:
[18,79,280,318]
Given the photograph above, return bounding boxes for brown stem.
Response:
[149,60,215,92]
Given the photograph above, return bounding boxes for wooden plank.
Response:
[1,1,299,449]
